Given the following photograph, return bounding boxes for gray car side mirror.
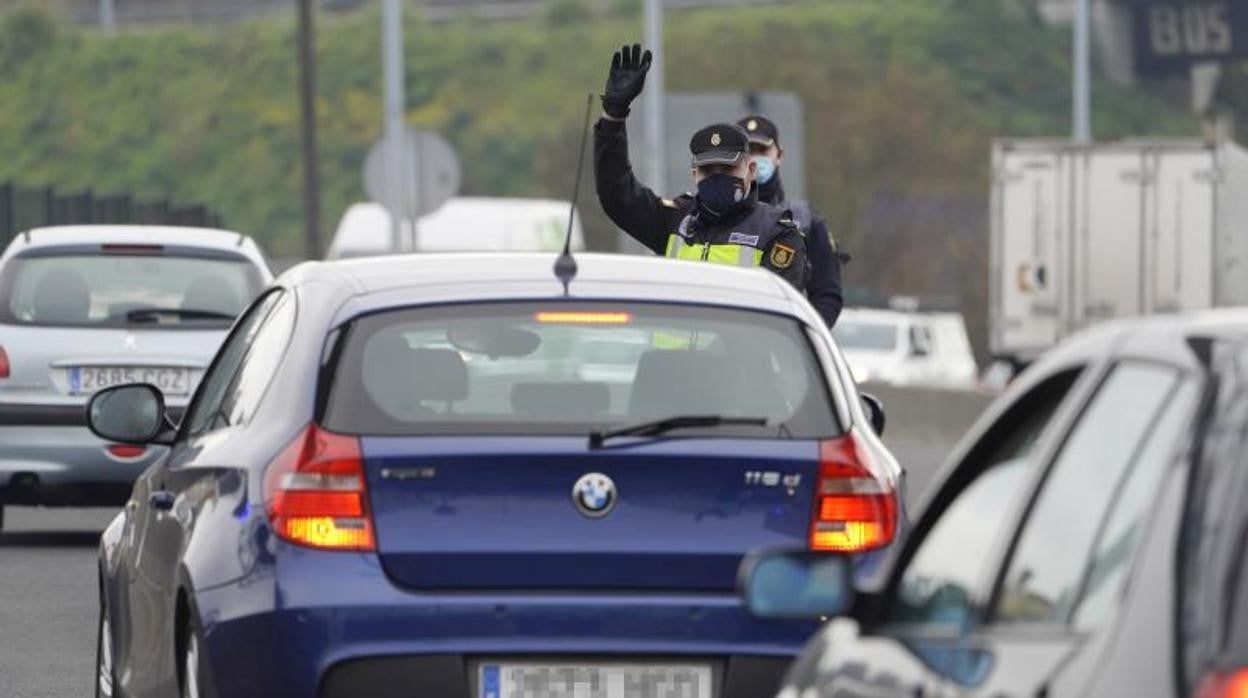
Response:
[87,384,170,445]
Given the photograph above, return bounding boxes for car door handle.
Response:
[148,491,176,511]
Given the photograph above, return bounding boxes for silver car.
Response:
[0,225,271,528]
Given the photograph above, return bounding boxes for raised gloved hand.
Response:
[602,43,652,119]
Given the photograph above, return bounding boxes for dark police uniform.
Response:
[594,120,809,291]
[739,115,845,327]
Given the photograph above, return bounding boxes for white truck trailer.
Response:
[990,138,1248,364]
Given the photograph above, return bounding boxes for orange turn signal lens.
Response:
[278,516,374,551]
[810,521,891,553]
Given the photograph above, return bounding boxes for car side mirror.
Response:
[87,384,170,445]
[860,393,886,436]
[909,327,931,357]
[738,549,856,619]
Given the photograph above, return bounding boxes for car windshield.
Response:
[0,254,263,328]
[833,320,899,351]
[322,301,841,437]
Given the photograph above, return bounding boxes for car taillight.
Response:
[264,424,375,552]
[106,445,147,460]
[101,244,164,255]
[810,434,897,553]
[1197,669,1248,698]
[0,345,8,378]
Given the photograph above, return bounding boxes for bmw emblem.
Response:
[572,472,617,518]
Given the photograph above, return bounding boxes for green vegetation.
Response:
[0,0,1200,346]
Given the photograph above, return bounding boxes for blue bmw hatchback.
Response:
[89,253,903,698]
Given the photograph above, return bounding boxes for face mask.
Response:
[696,173,749,219]
[754,156,776,185]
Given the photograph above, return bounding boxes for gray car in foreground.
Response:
[0,225,270,527]
[742,309,1248,697]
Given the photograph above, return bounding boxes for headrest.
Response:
[629,350,741,419]
[511,382,610,418]
[406,348,469,402]
[33,269,91,324]
[182,274,242,316]
[363,336,469,411]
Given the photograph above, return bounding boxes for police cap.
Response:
[737,115,780,147]
[689,123,749,167]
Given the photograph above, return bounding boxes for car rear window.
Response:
[833,320,898,351]
[0,253,264,328]
[321,301,841,437]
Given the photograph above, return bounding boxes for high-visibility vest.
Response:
[655,223,771,349]
[664,234,765,268]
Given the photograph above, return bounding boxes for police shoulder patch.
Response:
[770,243,796,269]
[778,212,804,236]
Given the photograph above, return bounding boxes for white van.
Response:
[327,198,587,259]
[832,308,979,391]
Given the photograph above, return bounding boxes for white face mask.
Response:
[754,156,777,185]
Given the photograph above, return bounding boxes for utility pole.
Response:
[99,0,116,35]
[643,0,665,193]
[297,0,322,259]
[1073,0,1092,143]
[382,0,407,253]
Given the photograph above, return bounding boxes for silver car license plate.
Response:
[478,662,712,698]
[69,366,192,396]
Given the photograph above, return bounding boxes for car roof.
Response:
[13,224,252,248]
[282,252,816,323]
[840,307,966,323]
[1,225,270,278]
[839,308,910,324]
[1027,307,1248,378]
[3,225,259,256]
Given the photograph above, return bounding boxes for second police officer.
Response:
[593,44,809,291]
[738,115,845,327]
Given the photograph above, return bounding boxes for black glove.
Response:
[602,43,652,119]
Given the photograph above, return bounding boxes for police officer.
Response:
[594,44,808,290]
[738,115,844,327]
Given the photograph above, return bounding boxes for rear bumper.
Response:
[318,654,789,698]
[0,423,164,505]
[193,546,817,698]
[0,402,88,427]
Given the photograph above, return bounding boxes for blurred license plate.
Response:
[478,663,712,698]
[69,367,191,395]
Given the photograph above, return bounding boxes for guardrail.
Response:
[0,182,225,246]
[862,383,997,508]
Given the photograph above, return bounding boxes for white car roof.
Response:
[839,307,967,325]
[284,252,820,326]
[1,225,270,275]
[11,225,250,249]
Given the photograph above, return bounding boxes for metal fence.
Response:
[1,0,797,25]
[0,0,297,24]
[0,182,226,246]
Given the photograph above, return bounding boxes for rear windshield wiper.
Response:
[589,415,769,449]
[126,308,236,323]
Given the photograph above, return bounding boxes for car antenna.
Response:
[554,93,595,296]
